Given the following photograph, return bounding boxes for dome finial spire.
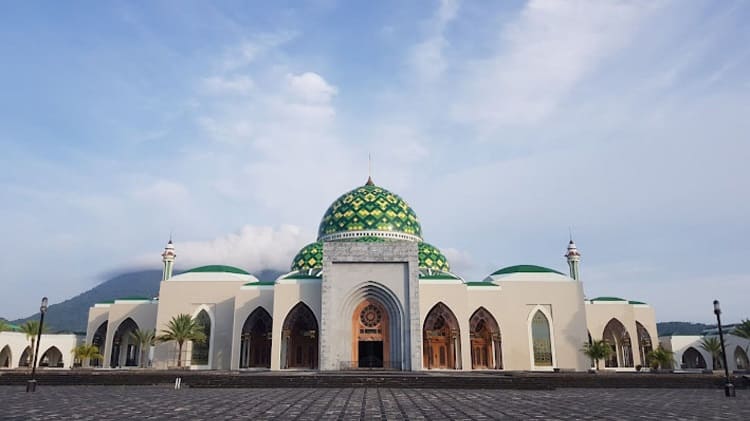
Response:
[366,153,374,185]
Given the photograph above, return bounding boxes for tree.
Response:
[157,314,206,368]
[18,320,49,370]
[732,319,750,340]
[0,320,9,332]
[130,329,156,368]
[700,336,723,369]
[71,344,103,368]
[646,346,675,370]
[581,339,612,370]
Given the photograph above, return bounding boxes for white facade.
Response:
[660,333,750,371]
[0,331,82,369]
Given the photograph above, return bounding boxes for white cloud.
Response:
[410,0,460,81]
[202,75,254,95]
[221,31,297,71]
[285,72,338,103]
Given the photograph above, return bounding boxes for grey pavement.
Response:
[0,386,748,420]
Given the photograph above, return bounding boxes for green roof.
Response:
[590,297,627,302]
[465,282,498,287]
[291,241,324,272]
[243,282,276,286]
[418,242,451,272]
[96,300,115,305]
[281,271,322,280]
[628,300,647,305]
[317,182,422,240]
[491,264,565,276]
[115,296,151,301]
[419,271,460,280]
[184,265,250,275]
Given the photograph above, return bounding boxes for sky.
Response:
[1,0,749,323]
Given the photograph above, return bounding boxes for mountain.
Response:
[656,321,712,336]
[10,268,285,333]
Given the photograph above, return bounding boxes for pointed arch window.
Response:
[531,311,553,367]
[191,310,211,366]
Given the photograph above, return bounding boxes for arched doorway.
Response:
[240,307,272,368]
[469,307,502,369]
[0,345,11,368]
[19,346,31,367]
[91,321,107,367]
[735,346,749,370]
[40,346,63,368]
[603,319,634,368]
[682,347,707,369]
[191,310,212,367]
[281,302,318,369]
[352,299,389,368]
[636,322,653,366]
[423,302,461,369]
[111,318,140,367]
[531,310,553,368]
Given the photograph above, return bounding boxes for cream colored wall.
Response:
[418,279,589,371]
[152,280,246,370]
[230,285,275,369]
[660,334,750,371]
[585,302,658,367]
[0,331,82,369]
[101,301,158,367]
[269,278,321,370]
[85,306,110,345]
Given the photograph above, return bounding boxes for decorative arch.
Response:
[19,346,32,367]
[191,307,213,368]
[281,302,319,369]
[735,346,749,370]
[340,281,405,370]
[111,317,140,367]
[423,302,461,369]
[636,322,653,366]
[239,307,272,368]
[0,345,11,368]
[602,318,634,368]
[39,346,63,368]
[528,307,555,369]
[469,307,502,369]
[682,346,707,369]
[91,321,107,367]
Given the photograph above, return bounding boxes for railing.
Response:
[339,359,402,370]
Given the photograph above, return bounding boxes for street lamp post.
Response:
[713,300,735,398]
[26,297,48,393]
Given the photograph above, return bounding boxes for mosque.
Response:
[77,177,659,371]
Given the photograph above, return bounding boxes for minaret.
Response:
[161,238,176,281]
[565,238,581,281]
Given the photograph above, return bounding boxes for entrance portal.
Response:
[358,341,384,368]
[352,299,389,368]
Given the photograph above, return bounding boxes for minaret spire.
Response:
[365,153,374,185]
[565,233,581,281]
[161,236,176,281]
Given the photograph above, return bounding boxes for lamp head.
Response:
[40,297,48,314]
[713,299,721,315]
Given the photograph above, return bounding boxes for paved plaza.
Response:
[1,386,748,420]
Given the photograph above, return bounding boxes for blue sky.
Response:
[1,0,749,323]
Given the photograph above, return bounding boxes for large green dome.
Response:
[317,180,422,241]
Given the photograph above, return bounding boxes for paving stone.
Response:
[0,386,748,420]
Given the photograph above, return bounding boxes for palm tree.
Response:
[18,320,49,370]
[130,329,156,368]
[71,344,103,368]
[581,339,612,370]
[646,346,675,370]
[0,319,9,332]
[157,314,206,368]
[700,336,723,369]
[732,319,750,340]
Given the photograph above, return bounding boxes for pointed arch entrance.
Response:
[603,318,634,368]
[682,347,707,369]
[735,346,749,370]
[240,307,272,368]
[470,307,502,369]
[352,299,389,368]
[40,346,63,368]
[0,345,11,368]
[281,302,318,369]
[19,346,32,367]
[423,302,461,369]
[635,322,653,366]
[91,321,107,367]
[111,318,139,367]
[191,310,212,367]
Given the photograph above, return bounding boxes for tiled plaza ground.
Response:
[0,386,748,420]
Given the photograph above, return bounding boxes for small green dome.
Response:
[184,265,249,275]
[491,264,564,276]
[290,241,324,271]
[317,180,422,241]
[418,242,450,272]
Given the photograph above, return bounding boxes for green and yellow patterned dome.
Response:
[317,179,422,241]
[418,242,450,272]
[290,241,324,272]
